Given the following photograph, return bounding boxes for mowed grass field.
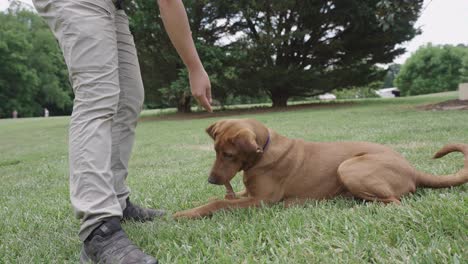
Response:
[0,92,467,263]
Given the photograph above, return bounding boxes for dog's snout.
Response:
[208,176,217,184]
[208,173,222,185]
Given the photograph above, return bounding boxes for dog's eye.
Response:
[223,152,234,158]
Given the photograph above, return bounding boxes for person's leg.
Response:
[112,9,165,221]
[32,2,158,263]
[33,0,123,241]
[111,9,145,209]
[33,0,158,262]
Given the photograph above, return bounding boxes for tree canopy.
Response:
[0,8,71,118]
[382,64,401,88]
[127,0,423,107]
[395,44,468,96]
[219,0,422,106]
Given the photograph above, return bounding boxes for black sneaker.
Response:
[123,198,165,222]
[80,217,157,264]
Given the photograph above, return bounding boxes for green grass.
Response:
[0,92,467,263]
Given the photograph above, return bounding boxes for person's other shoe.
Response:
[123,198,165,222]
[80,217,157,264]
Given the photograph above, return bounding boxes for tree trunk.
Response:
[177,93,192,113]
[271,93,289,107]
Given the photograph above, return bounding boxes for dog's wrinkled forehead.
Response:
[206,120,243,144]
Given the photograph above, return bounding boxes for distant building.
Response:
[375,87,400,98]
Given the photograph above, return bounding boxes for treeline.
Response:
[395,44,468,96]
[1,0,425,117]
[0,9,72,118]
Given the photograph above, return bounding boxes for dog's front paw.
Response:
[173,209,204,219]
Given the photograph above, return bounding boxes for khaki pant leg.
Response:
[111,10,145,210]
[32,0,123,241]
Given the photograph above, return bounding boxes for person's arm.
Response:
[157,0,212,112]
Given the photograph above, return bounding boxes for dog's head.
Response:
[205,119,269,185]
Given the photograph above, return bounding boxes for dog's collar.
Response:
[262,134,270,151]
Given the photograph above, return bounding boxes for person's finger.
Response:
[197,95,212,112]
[207,85,212,104]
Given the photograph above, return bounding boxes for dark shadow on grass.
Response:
[0,160,21,167]
[417,99,468,111]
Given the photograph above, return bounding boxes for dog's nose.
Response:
[208,175,221,185]
[208,176,218,184]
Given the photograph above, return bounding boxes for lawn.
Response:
[0,92,467,263]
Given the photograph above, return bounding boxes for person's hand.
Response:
[189,67,212,112]
[157,0,212,112]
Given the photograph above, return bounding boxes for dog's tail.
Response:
[416,143,468,188]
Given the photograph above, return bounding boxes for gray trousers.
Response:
[32,0,144,241]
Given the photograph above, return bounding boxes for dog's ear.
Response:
[233,128,262,154]
[206,121,219,140]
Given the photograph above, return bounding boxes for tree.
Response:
[0,8,72,118]
[126,0,423,110]
[124,0,179,109]
[213,0,423,107]
[382,63,401,88]
[395,44,468,96]
[125,0,240,112]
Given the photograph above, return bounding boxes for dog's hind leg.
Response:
[337,153,415,204]
[282,198,311,208]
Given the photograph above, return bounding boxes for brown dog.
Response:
[173,119,468,219]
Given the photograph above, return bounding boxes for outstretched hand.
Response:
[189,67,212,112]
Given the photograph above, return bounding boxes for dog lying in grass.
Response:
[174,119,468,219]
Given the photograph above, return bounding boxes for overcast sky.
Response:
[393,0,468,64]
[1,0,467,65]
